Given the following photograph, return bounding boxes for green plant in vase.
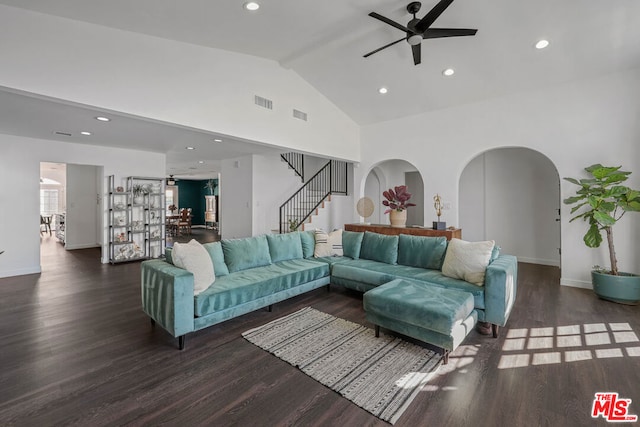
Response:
[564,164,640,304]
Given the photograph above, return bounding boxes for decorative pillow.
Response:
[342,231,364,259]
[267,232,303,263]
[172,239,215,295]
[397,234,448,270]
[300,230,316,258]
[490,245,501,263]
[359,231,399,265]
[314,229,343,257]
[442,238,495,286]
[202,242,230,276]
[221,235,272,273]
[165,247,174,265]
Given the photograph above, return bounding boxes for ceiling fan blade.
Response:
[423,28,477,39]
[368,12,413,33]
[363,37,406,58]
[415,0,455,33]
[412,43,421,65]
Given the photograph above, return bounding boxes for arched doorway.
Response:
[459,147,561,267]
[363,160,424,226]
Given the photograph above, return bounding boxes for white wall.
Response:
[357,68,640,288]
[0,133,165,278]
[460,148,561,266]
[0,5,360,162]
[220,156,253,239]
[364,170,382,224]
[252,153,308,235]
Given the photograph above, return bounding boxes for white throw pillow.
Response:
[441,238,495,286]
[314,229,343,257]
[172,239,215,295]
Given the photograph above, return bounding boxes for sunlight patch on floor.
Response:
[498,322,638,369]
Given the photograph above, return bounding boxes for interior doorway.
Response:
[363,159,424,226]
[40,162,102,268]
[459,147,561,268]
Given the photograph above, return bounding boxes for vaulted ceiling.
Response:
[1,0,639,176]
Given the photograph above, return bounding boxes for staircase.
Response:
[281,152,304,182]
[279,157,347,233]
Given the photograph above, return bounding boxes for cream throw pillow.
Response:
[314,229,343,257]
[172,239,215,295]
[442,238,495,286]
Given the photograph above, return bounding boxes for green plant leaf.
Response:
[598,201,616,212]
[593,210,616,226]
[570,202,588,214]
[563,196,586,205]
[587,164,620,179]
[584,223,603,248]
[564,177,580,185]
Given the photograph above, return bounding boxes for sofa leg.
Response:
[268,305,273,312]
[492,324,499,338]
[178,335,185,350]
[327,284,331,293]
[443,349,449,365]
[375,325,380,338]
[150,318,156,327]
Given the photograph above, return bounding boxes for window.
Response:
[166,186,178,212]
[40,189,59,215]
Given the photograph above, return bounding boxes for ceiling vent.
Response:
[54,131,72,137]
[254,95,273,110]
[293,109,308,121]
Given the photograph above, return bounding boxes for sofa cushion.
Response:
[267,233,303,263]
[314,229,343,257]
[202,241,230,277]
[194,259,329,316]
[300,230,316,258]
[172,240,215,295]
[360,231,399,265]
[332,259,485,309]
[222,235,272,273]
[342,231,364,259]
[442,238,495,286]
[397,234,447,270]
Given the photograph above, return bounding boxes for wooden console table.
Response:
[344,224,461,240]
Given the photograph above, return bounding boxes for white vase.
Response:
[389,210,407,228]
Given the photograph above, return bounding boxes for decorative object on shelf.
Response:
[132,183,149,204]
[116,186,124,193]
[356,197,374,224]
[115,202,125,210]
[132,220,144,231]
[116,216,126,226]
[382,185,416,228]
[168,204,177,214]
[432,193,446,230]
[564,164,640,304]
[204,179,218,195]
[115,232,127,242]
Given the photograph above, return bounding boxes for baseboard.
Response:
[517,257,560,267]
[64,243,100,250]
[560,278,592,289]
[0,265,41,278]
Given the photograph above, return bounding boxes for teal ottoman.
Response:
[363,279,477,364]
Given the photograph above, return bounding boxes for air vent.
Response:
[54,131,72,137]
[254,95,273,110]
[293,109,308,121]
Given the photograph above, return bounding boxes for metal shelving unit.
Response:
[108,175,166,264]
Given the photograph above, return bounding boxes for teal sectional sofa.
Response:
[141,230,517,349]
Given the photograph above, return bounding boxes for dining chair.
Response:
[178,208,191,235]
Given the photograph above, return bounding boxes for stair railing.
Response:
[279,159,348,233]
[281,152,304,181]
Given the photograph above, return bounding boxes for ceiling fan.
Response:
[364,0,477,66]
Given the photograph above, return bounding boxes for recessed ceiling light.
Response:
[243,2,260,11]
[198,161,204,164]
[378,87,388,94]
[185,146,195,150]
[535,39,550,49]
[214,138,222,142]
[80,131,92,136]
[442,68,455,77]
[95,116,110,122]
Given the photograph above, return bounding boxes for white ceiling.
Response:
[1,0,640,175]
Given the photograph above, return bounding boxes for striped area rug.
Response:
[242,307,442,424]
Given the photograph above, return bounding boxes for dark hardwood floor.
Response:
[0,237,638,426]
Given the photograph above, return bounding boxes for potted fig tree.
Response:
[564,164,640,304]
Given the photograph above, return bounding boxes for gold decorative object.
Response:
[433,194,443,221]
